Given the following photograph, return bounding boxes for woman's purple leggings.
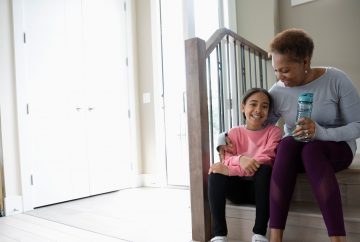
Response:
[269,136,353,236]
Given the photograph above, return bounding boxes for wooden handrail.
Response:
[205,27,270,58]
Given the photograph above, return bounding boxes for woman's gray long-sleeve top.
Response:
[268,67,360,156]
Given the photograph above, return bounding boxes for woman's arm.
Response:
[315,73,360,142]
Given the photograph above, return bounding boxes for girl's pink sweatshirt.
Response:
[223,124,282,177]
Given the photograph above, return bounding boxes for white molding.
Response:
[291,0,316,7]
[183,0,195,39]
[4,195,23,216]
[11,0,34,212]
[125,0,142,189]
[150,0,168,187]
[223,0,237,32]
[140,174,162,187]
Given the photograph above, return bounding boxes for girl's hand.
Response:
[218,146,226,162]
[293,117,316,140]
[208,162,229,176]
[239,156,260,174]
[218,137,234,162]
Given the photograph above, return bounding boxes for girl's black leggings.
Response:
[208,165,272,237]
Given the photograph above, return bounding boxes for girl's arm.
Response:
[222,135,252,176]
[216,131,247,176]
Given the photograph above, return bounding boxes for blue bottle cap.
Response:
[298,93,313,103]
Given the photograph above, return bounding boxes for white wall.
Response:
[135,0,158,178]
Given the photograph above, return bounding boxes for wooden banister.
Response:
[205,27,269,58]
[185,37,211,242]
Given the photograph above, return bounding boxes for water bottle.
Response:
[294,93,313,142]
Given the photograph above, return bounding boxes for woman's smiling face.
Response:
[271,52,308,87]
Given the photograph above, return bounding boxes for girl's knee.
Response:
[208,173,226,185]
[208,173,216,185]
[257,165,272,176]
[254,165,272,184]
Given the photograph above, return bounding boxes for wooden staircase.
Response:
[185,28,360,242]
[226,157,360,242]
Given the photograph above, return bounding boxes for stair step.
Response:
[226,203,360,242]
[293,168,360,205]
[226,168,360,242]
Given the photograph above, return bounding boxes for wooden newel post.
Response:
[185,37,211,242]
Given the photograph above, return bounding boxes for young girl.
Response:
[208,88,282,242]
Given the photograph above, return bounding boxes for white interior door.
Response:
[82,0,131,194]
[23,0,130,207]
[24,0,89,207]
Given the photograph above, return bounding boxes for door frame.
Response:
[151,0,237,186]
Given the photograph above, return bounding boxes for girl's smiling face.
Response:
[241,92,270,130]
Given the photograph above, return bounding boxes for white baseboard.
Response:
[139,174,165,187]
[4,195,23,216]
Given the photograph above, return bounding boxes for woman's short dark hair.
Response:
[269,28,314,63]
[242,88,273,120]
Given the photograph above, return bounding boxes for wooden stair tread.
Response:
[226,202,360,241]
[297,168,360,183]
[289,202,360,221]
[226,202,360,220]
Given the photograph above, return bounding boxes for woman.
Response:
[267,28,360,242]
[208,88,281,242]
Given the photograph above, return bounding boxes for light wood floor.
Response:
[0,187,193,242]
